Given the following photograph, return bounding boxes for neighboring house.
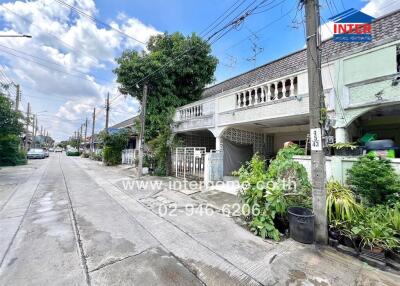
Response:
[108,116,140,165]
[108,115,139,149]
[171,9,400,180]
[108,116,139,150]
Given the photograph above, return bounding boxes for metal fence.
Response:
[172,147,206,180]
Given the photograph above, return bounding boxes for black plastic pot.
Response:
[328,229,341,240]
[287,207,315,244]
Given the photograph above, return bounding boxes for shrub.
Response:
[82,153,90,158]
[347,153,400,205]
[89,152,102,161]
[103,146,122,166]
[100,130,129,166]
[0,135,27,166]
[326,180,362,222]
[267,145,311,195]
[236,147,312,241]
[66,151,80,156]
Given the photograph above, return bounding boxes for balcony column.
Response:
[215,136,223,150]
[282,80,287,97]
[273,83,278,100]
[289,77,295,96]
[266,84,271,101]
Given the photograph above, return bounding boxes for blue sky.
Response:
[0,0,398,141]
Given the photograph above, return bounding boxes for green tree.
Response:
[0,95,24,136]
[0,95,26,166]
[114,32,217,174]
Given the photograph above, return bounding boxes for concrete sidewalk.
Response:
[73,157,400,286]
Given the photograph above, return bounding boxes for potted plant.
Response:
[353,221,399,254]
[330,142,363,156]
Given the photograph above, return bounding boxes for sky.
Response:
[0,0,399,142]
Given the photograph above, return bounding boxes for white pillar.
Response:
[335,127,348,143]
[282,81,287,97]
[215,136,222,150]
[273,82,277,100]
[289,77,295,96]
[266,84,271,101]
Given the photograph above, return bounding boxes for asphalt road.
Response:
[0,154,399,286]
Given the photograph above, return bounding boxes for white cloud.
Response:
[0,0,160,141]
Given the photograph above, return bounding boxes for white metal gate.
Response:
[174,147,206,180]
[121,149,139,165]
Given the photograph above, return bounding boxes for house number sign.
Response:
[310,128,322,151]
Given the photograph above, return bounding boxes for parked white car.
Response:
[27,148,46,159]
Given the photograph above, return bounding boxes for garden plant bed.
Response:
[328,237,400,273]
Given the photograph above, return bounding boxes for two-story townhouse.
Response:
[171,9,400,180]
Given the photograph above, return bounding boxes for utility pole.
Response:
[15,84,20,111]
[32,114,35,148]
[91,108,96,153]
[25,102,30,149]
[105,92,110,134]
[79,124,83,152]
[34,115,38,148]
[303,0,327,244]
[138,84,148,178]
[84,117,88,152]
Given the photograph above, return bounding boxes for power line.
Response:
[199,0,249,37]
[219,0,295,52]
[54,0,147,45]
[319,15,348,126]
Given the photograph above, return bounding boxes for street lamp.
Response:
[0,34,32,38]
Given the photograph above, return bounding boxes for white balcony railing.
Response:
[178,104,204,120]
[176,100,214,121]
[235,76,298,108]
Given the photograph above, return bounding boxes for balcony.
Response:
[234,76,298,108]
[217,74,310,126]
[172,100,215,133]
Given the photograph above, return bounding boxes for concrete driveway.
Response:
[0,154,398,285]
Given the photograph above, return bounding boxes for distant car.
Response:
[55,147,63,153]
[27,148,46,159]
[49,148,54,152]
